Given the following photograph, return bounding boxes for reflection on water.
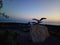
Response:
[41,22,60,25]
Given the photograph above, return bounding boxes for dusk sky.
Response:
[1,0,60,25]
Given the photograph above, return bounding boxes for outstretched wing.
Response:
[32,18,38,21]
[40,18,47,21]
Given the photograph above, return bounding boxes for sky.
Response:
[0,0,60,25]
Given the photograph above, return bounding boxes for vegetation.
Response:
[0,0,9,18]
[0,30,21,45]
[49,30,60,39]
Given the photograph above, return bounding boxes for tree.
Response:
[0,12,9,18]
[0,0,9,18]
[0,0,3,9]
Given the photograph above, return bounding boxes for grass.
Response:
[0,30,20,45]
[50,30,60,39]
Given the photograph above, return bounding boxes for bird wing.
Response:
[40,18,47,21]
[32,18,38,21]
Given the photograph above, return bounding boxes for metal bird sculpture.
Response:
[32,17,47,24]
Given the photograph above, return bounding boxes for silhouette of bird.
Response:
[32,17,47,24]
